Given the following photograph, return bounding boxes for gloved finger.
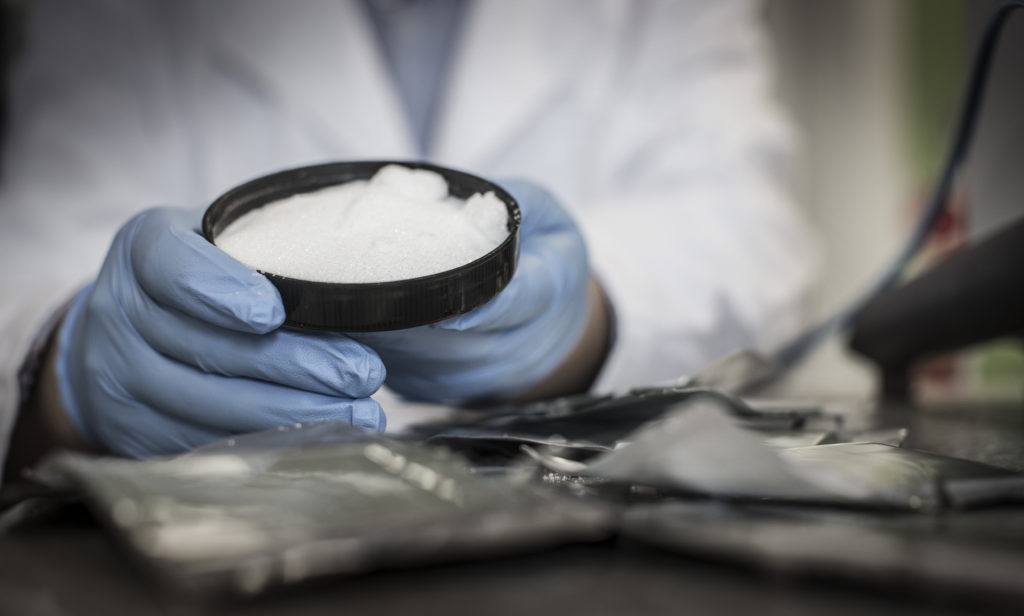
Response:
[121,285,385,397]
[106,338,386,433]
[128,207,285,334]
[433,251,555,332]
[89,397,234,459]
[435,179,586,333]
[496,179,577,238]
[136,367,385,434]
[147,374,385,435]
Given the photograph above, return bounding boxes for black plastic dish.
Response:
[202,161,520,332]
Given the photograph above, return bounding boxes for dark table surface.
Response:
[2,400,1023,616]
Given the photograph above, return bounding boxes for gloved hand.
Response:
[352,180,592,403]
[55,206,386,458]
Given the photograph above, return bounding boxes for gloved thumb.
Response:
[129,207,285,334]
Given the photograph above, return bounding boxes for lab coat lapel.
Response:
[433,0,593,168]
[211,0,416,158]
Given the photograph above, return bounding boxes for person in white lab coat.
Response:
[0,0,815,472]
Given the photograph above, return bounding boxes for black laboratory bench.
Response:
[2,401,1024,616]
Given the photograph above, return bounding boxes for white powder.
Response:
[216,165,510,283]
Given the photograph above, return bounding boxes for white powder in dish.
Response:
[216,165,510,283]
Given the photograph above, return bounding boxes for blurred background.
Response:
[764,0,1024,403]
[0,0,1020,403]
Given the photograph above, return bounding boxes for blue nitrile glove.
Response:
[55,206,386,458]
[351,180,591,403]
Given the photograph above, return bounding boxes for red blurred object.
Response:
[910,189,967,400]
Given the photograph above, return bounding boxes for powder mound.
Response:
[215,165,510,283]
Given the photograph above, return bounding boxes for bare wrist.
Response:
[5,318,96,480]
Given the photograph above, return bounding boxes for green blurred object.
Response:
[902,0,968,184]
[972,339,1024,402]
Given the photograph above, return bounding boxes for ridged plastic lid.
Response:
[202,161,520,332]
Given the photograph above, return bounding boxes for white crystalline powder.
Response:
[216,165,510,283]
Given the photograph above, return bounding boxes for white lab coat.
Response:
[0,0,816,461]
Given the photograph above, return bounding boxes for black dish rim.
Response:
[202,160,520,332]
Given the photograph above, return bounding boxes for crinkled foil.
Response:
[41,430,611,596]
